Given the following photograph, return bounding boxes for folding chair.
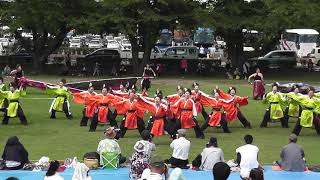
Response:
[101,151,119,169]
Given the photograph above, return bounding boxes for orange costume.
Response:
[137,96,171,136]
[200,94,223,127]
[191,90,203,114]
[216,89,251,128]
[73,91,97,126]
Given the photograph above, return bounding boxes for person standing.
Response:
[47,79,73,119]
[242,61,250,80]
[167,129,191,169]
[141,64,156,91]
[10,64,24,89]
[260,84,288,128]
[0,77,8,112]
[283,86,302,123]
[93,62,100,76]
[248,68,265,100]
[179,58,188,77]
[171,88,204,139]
[236,135,260,179]
[1,85,27,125]
[276,134,305,171]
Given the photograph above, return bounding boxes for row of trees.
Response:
[1,0,320,74]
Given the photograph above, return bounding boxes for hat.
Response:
[104,127,117,139]
[289,134,297,142]
[177,129,187,136]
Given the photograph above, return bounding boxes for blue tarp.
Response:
[0,166,319,180]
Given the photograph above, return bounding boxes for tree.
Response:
[204,0,268,67]
[99,0,200,75]
[8,0,96,73]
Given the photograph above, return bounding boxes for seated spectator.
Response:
[167,129,190,169]
[72,163,92,180]
[97,127,126,166]
[212,162,231,180]
[192,137,224,171]
[169,168,185,180]
[3,65,11,76]
[140,160,169,180]
[249,168,264,180]
[44,160,64,180]
[276,134,305,172]
[6,178,19,180]
[236,134,259,179]
[2,136,29,170]
[233,68,241,80]
[130,130,156,179]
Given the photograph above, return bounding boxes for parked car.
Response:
[120,39,131,51]
[307,47,320,66]
[69,38,82,48]
[249,50,298,70]
[88,39,103,49]
[0,38,11,47]
[162,46,199,60]
[107,40,120,50]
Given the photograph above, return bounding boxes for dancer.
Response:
[73,85,97,126]
[141,64,156,91]
[191,82,209,121]
[283,86,302,123]
[87,86,119,132]
[291,89,320,136]
[114,91,146,139]
[248,68,265,100]
[137,95,172,137]
[216,87,252,129]
[0,77,8,112]
[171,88,205,139]
[260,84,288,128]
[200,91,230,133]
[1,85,27,125]
[47,79,73,119]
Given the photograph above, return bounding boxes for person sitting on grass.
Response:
[192,137,224,171]
[275,134,305,172]
[97,127,126,166]
[44,160,64,180]
[236,134,259,179]
[72,163,92,180]
[2,136,29,170]
[212,162,231,180]
[166,129,190,169]
[140,160,169,180]
[130,130,156,179]
[249,168,264,180]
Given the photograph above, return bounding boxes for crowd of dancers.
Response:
[1,68,320,138]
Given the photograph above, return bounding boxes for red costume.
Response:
[73,91,97,118]
[85,93,115,123]
[171,98,197,129]
[200,94,223,127]
[191,90,203,114]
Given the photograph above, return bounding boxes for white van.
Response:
[162,46,198,60]
[308,47,320,65]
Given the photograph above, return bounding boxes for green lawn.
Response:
[0,72,319,165]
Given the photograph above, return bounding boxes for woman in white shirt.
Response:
[44,160,64,180]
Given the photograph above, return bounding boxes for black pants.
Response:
[237,110,251,128]
[201,105,209,121]
[283,105,302,124]
[141,79,151,91]
[80,108,89,126]
[116,117,145,139]
[174,117,204,138]
[292,113,320,136]
[260,107,287,128]
[201,113,230,133]
[89,108,118,132]
[2,105,27,125]
[50,101,72,119]
[192,154,202,168]
[168,157,189,169]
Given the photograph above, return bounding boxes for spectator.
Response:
[169,168,185,180]
[236,134,259,179]
[179,58,188,77]
[97,127,126,166]
[80,63,87,77]
[130,130,156,179]
[44,160,64,180]
[155,63,163,77]
[2,136,29,170]
[72,163,92,180]
[307,59,314,72]
[212,162,231,180]
[167,129,190,169]
[3,65,11,76]
[92,62,100,76]
[249,168,264,180]
[192,137,224,171]
[6,178,19,180]
[199,45,206,58]
[276,134,305,172]
[233,68,241,80]
[242,61,250,80]
[140,161,169,180]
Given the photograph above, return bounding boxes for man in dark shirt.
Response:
[278,134,305,171]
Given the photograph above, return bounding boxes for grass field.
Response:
[0,71,320,165]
